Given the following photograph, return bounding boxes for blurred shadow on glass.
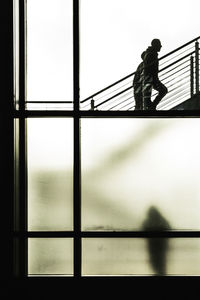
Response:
[142,206,171,275]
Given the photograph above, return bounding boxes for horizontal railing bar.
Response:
[81,72,135,103]
[163,86,189,100]
[118,101,134,111]
[159,51,195,73]
[160,93,190,110]
[95,86,132,108]
[166,74,190,89]
[162,70,190,86]
[160,57,190,74]
[109,95,133,110]
[162,72,189,88]
[128,105,135,111]
[160,60,190,80]
[159,86,189,102]
[94,91,132,109]
[164,83,189,97]
[94,81,132,102]
[162,91,188,106]
[109,98,133,111]
[165,93,189,108]
[165,85,190,98]
[98,95,131,110]
[160,89,189,109]
[170,92,191,105]
[151,71,189,97]
[99,96,133,111]
[159,45,195,67]
[81,103,90,109]
[161,69,189,86]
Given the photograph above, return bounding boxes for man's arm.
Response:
[144,51,158,78]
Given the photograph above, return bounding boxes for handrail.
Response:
[81,36,200,104]
[93,52,194,109]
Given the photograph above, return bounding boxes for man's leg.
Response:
[152,80,168,109]
[143,83,152,110]
[134,92,143,110]
[143,75,153,110]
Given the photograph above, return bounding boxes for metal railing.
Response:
[81,36,200,111]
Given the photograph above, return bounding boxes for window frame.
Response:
[6,0,200,285]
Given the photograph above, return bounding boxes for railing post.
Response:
[190,56,194,97]
[91,98,94,110]
[195,41,199,93]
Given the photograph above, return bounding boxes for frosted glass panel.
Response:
[28,118,73,231]
[28,238,73,275]
[27,0,73,107]
[82,238,200,276]
[82,119,200,231]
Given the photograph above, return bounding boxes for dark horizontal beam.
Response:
[13,110,74,117]
[81,231,200,238]
[13,231,200,238]
[12,108,200,118]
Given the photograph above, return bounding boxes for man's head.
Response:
[151,39,162,52]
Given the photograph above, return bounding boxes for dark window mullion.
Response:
[73,0,81,278]
[1,0,14,280]
[18,0,28,278]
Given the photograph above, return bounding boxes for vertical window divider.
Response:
[2,0,14,280]
[18,0,28,278]
[73,0,81,278]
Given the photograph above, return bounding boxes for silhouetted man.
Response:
[133,39,168,110]
[143,39,168,110]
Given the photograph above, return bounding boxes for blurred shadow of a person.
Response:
[142,206,171,276]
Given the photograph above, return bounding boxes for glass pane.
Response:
[80,0,200,108]
[28,238,73,276]
[28,118,73,231]
[82,118,200,231]
[26,0,73,109]
[82,238,200,276]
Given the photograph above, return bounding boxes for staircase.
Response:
[81,37,200,111]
